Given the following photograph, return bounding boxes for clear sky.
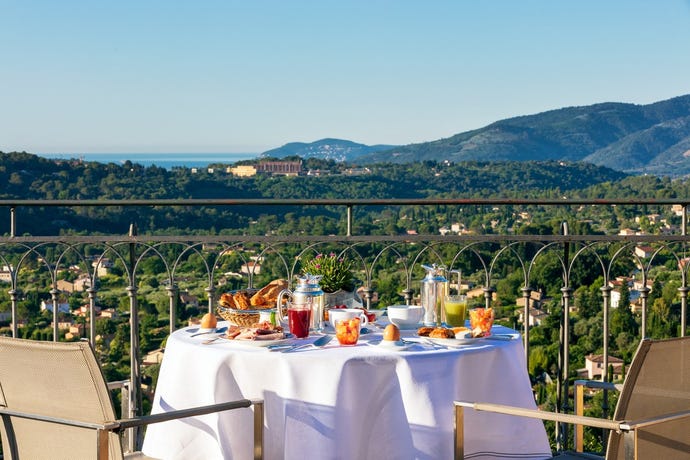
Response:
[2,0,690,154]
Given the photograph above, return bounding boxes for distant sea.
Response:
[36,152,260,170]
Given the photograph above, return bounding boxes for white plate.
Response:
[422,335,485,347]
[222,334,294,347]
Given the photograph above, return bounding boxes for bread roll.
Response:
[250,279,287,307]
[429,327,455,339]
[416,326,434,337]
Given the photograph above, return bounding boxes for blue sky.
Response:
[2,0,690,154]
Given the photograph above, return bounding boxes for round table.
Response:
[142,322,550,460]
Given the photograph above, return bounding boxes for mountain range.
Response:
[262,94,690,177]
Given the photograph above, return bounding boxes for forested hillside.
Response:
[2,151,688,237]
[359,94,690,176]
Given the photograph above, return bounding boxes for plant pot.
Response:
[324,289,362,308]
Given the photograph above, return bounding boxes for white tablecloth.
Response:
[142,322,550,460]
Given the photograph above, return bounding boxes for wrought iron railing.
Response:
[1,198,689,453]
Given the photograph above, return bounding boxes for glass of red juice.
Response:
[287,303,312,339]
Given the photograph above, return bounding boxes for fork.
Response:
[201,335,225,345]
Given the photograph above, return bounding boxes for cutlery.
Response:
[201,335,226,345]
[190,326,227,337]
[423,339,448,350]
[272,334,333,353]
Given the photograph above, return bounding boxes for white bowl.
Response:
[386,305,424,327]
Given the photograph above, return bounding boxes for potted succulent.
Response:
[301,253,354,293]
[301,253,359,307]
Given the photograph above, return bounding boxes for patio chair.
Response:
[454,336,690,459]
[0,336,264,460]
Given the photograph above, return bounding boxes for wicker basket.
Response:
[216,305,270,327]
[217,289,274,327]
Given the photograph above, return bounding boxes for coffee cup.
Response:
[327,308,369,330]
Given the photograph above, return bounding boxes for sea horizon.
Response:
[36,152,261,170]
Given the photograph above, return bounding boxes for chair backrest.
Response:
[0,336,123,460]
[606,336,690,460]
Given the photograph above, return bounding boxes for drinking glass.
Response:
[444,295,467,327]
[469,307,494,336]
[334,317,360,345]
[287,303,312,339]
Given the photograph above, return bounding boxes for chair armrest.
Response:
[454,402,690,460]
[0,407,120,432]
[453,401,621,460]
[106,379,130,391]
[0,399,257,431]
[116,398,256,429]
[2,399,265,460]
[574,379,623,393]
[118,398,265,460]
[455,401,622,430]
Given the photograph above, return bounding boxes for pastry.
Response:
[219,292,236,308]
[429,327,455,339]
[233,291,252,310]
[416,326,435,337]
[250,279,287,307]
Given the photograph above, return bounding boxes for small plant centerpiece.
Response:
[301,252,355,293]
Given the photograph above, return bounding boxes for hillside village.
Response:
[192,160,372,177]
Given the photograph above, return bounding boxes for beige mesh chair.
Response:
[0,336,264,460]
[454,336,690,459]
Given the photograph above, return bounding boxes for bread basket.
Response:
[217,289,274,327]
[216,305,273,327]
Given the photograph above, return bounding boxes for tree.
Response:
[649,297,673,338]
[610,282,636,341]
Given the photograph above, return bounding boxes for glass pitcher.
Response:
[276,274,325,332]
[420,264,448,326]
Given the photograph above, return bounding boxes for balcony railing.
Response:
[1,198,689,454]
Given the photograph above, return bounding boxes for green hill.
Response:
[359,95,690,176]
[261,138,396,162]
